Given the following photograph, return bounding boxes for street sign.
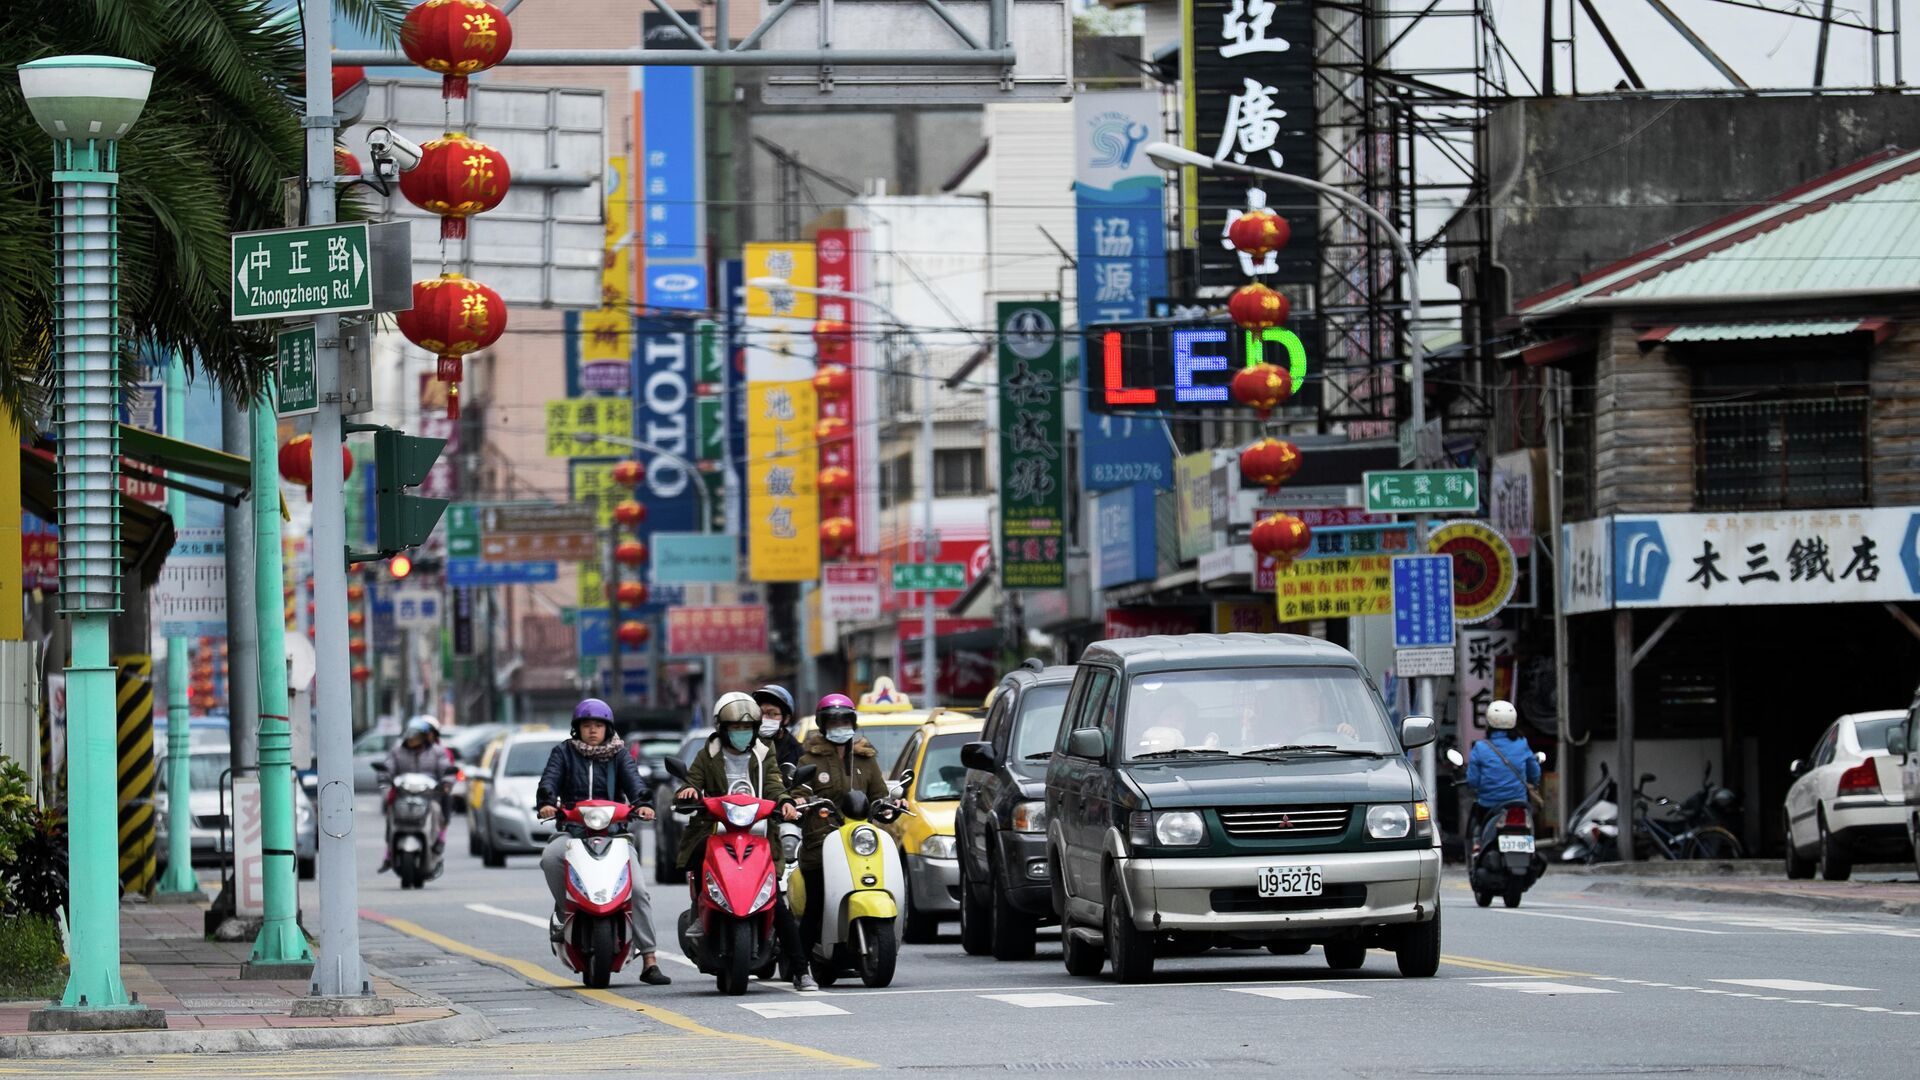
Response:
[1395,647,1456,678]
[1398,418,1443,467]
[481,532,597,563]
[483,503,599,534]
[275,324,318,417]
[892,562,967,592]
[652,533,738,585]
[446,557,557,586]
[1364,469,1479,514]
[391,588,442,631]
[446,503,481,559]
[1392,554,1457,649]
[823,564,883,622]
[231,222,371,321]
[1257,484,1362,512]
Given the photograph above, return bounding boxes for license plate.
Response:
[1256,865,1323,898]
[1497,835,1535,854]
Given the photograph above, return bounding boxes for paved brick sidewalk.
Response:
[1577,869,1920,916]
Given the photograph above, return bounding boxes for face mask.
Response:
[759,717,782,738]
[824,726,855,746]
[726,729,754,752]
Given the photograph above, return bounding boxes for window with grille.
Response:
[1691,350,1867,511]
[881,453,913,509]
[934,448,985,496]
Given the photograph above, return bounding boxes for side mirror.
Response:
[1638,772,1657,787]
[1788,758,1804,776]
[1399,716,1436,751]
[791,764,820,788]
[960,740,1000,772]
[1536,752,1548,765]
[371,761,390,775]
[896,768,915,790]
[1067,727,1107,760]
[663,756,691,783]
[780,762,797,782]
[1445,747,1465,768]
[1888,729,1909,757]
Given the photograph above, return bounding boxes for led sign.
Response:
[1089,317,1318,416]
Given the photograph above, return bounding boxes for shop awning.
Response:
[119,424,252,503]
[20,446,174,589]
[1638,318,1894,345]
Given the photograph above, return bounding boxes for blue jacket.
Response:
[536,740,653,809]
[1466,731,1539,809]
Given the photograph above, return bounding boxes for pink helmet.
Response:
[816,693,857,725]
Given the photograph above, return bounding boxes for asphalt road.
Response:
[63,802,1920,1076]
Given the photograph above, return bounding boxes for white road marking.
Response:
[980,992,1110,1008]
[466,902,549,929]
[1527,902,1920,939]
[1229,987,1368,1001]
[1472,981,1619,995]
[740,1000,850,1019]
[1497,909,1726,934]
[1712,979,1874,992]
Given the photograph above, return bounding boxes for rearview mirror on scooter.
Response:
[663,756,692,783]
[1445,748,1465,768]
[780,762,797,782]
[790,764,820,789]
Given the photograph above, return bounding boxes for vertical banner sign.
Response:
[722,259,748,536]
[744,242,820,582]
[693,319,726,532]
[997,301,1067,589]
[1189,0,1318,290]
[569,156,635,397]
[1075,90,1173,492]
[814,228,863,555]
[632,317,700,540]
[638,12,709,314]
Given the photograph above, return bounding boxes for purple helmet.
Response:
[816,693,857,727]
[572,697,614,738]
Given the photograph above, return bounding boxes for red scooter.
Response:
[663,758,813,995]
[552,799,640,988]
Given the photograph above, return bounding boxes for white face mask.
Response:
[759,717,782,738]
[824,726,856,745]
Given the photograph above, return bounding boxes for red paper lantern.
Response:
[1228,283,1289,330]
[812,319,852,352]
[1230,363,1294,420]
[1227,210,1290,258]
[346,583,365,602]
[812,363,853,400]
[349,638,368,656]
[818,466,854,497]
[1238,437,1303,494]
[400,0,514,100]
[348,611,366,629]
[820,517,855,554]
[815,416,851,446]
[615,539,647,566]
[617,620,650,648]
[614,580,648,607]
[305,602,315,618]
[335,146,362,177]
[398,133,511,240]
[613,500,646,527]
[394,274,507,419]
[1250,513,1313,564]
[278,434,354,491]
[612,460,646,487]
[331,65,366,101]
[351,665,371,683]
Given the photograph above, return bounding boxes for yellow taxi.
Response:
[794,677,969,780]
[881,710,987,944]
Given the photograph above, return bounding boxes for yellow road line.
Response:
[370,912,875,1070]
[1441,954,1591,979]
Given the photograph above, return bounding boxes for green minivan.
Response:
[1044,633,1441,982]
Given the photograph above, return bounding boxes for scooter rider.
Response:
[795,694,893,963]
[379,717,452,872]
[753,685,804,769]
[1465,700,1541,847]
[536,699,670,986]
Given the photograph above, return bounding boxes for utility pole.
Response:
[155,350,198,900]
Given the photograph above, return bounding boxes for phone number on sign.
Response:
[1092,463,1166,485]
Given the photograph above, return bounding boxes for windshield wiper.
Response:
[1023,752,1054,761]
[1241,744,1386,759]
[1132,747,1237,760]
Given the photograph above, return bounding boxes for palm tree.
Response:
[0,0,407,423]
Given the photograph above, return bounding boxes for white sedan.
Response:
[1784,710,1906,881]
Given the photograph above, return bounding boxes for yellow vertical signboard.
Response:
[747,381,820,581]
[580,156,633,371]
[743,243,818,320]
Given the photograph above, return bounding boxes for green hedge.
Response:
[0,913,64,1002]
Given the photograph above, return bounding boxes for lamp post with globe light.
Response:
[17,53,165,1026]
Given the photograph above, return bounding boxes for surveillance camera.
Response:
[366,127,423,178]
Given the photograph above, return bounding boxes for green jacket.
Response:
[672,735,790,873]
[795,731,891,865]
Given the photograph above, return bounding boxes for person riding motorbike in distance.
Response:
[536,698,670,986]
[379,716,452,871]
[794,694,895,963]
[753,685,804,769]
[1465,699,1540,847]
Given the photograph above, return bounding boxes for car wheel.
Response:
[1395,905,1442,978]
[1818,815,1853,881]
[1783,813,1815,880]
[958,865,992,957]
[990,860,1038,962]
[1104,866,1154,984]
[1323,942,1367,971]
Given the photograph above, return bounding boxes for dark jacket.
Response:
[536,739,653,810]
[673,735,790,872]
[795,731,891,864]
[771,728,804,769]
[1466,730,1540,809]
[383,739,452,786]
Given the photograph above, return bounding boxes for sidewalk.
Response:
[1564,861,1920,917]
[0,895,493,1058]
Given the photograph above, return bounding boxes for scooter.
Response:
[1446,748,1547,908]
[383,769,445,889]
[551,799,642,988]
[789,769,912,989]
[1561,764,1620,864]
[665,755,793,996]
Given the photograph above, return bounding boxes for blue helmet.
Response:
[751,684,795,719]
[572,697,615,739]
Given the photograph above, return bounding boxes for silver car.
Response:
[472,730,567,867]
[154,748,318,879]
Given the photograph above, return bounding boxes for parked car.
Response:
[154,748,317,880]
[471,730,568,867]
[882,713,987,943]
[352,729,400,793]
[956,659,1077,959]
[1785,710,1908,880]
[1889,684,1920,877]
[1045,634,1441,983]
[651,732,710,883]
[464,733,511,857]
[443,724,508,802]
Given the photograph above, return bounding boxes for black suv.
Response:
[1046,634,1441,983]
[957,659,1076,960]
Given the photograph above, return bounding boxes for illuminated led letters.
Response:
[1172,328,1230,402]
[1102,329,1156,405]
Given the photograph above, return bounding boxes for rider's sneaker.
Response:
[378,856,391,873]
[548,913,564,943]
[639,965,672,985]
[793,971,819,992]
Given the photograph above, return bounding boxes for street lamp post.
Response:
[19,53,163,1026]
[1142,142,1440,825]
[155,349,197,900]
[748,280,940,708]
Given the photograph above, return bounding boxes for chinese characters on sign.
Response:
[666,606,770,656]
[747,380,819,581]
[1273,555,1394,622]
[275,324,318,417]
[545,398,635,457]
[568,155,634,396]
[1392,554,1456,649]
[155,529,228,637]
[997,302,1066,589]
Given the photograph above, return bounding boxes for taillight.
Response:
[1503,807,1530,828]
[1838,759,1880,795]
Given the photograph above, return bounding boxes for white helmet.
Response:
[712,691,759,729]
[1486,700,1517,730]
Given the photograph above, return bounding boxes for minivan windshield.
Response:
[1122,666,1394,761]
[1013,683,1070,762]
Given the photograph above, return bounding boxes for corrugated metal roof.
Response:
[1658,319,1869,343]
[1519,149,1920,316]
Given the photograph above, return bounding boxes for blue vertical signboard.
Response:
[1392,554,1457,649]
[630,317,701,544]
[1074,90,1172,492]
[640,12,708,314]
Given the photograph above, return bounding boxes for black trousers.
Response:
[798,862,825,958]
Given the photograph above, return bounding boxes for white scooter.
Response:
[552,800,643,988]
[790,770,913,988]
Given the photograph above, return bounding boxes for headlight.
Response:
[705,870,731,913]
[580,806,614,832]
[724,802,759,829]
[751,871,777,912]
[1153,811,1205,846]
[1011,800,1047,834]
[920,834,957,860]
[851,825,880,857]
[1367,804,1412,839]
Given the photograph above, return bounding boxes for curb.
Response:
[0,1001,496,1059]
[1583,879,1920,919]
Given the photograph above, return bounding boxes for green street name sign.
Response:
[275,325,318,417]
[231,222,371,321]
[1364,469,1480,514]
[892,562,967,592]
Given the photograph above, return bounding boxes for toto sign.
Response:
[634,318,697,531]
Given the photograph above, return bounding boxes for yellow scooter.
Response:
[789,771,912,988]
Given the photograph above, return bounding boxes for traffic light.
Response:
[350,423,449,556]
[389,554,412,580]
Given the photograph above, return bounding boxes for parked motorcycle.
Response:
[1447,748,1547,908]
[789,768,912,989]
[1558,763,1744,863]
[1560,764,1620,864]
[552,799,643,989]
[666,756,807,995]
[381,767,445,889]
